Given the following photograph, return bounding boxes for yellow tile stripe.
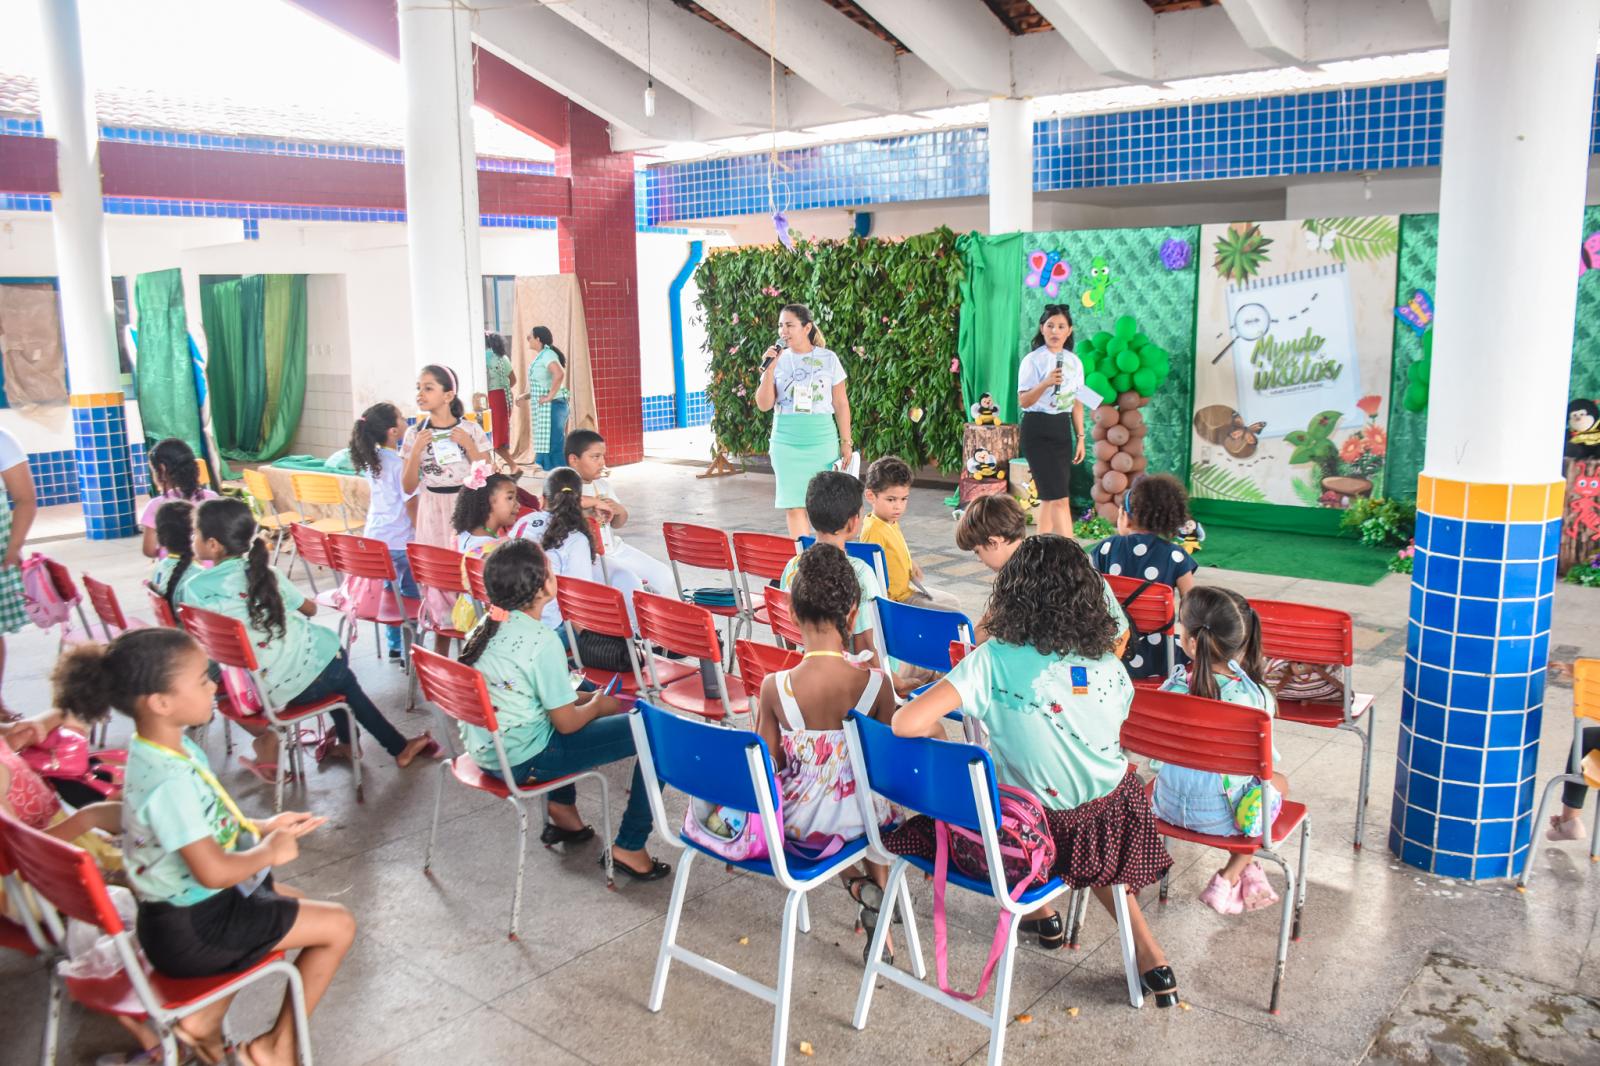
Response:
[69,392,125,408]
[1417,475,1564,523]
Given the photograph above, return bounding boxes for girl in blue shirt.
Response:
[348,403,419,662]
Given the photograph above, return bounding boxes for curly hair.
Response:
[153,501,195,618]
[864,455,913,494]
[458,539,550,667]
[790,544,859,648]
[53,628,200,726]
[1124,473,1190,541]
[955,494,1026,551]
[452,473,518,535]
[540,466,594,559]
[984,535,1116,658]
[1180,586,1266,699]
[197,498,284,640]
[148,438,203,499]
[348,402,403,478]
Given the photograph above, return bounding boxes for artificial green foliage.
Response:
[1340,496,1417,548]
[697,229,966,470]
[1566,555,1600,587]
[1076,313,1170,405]
[1213,224,1273,282]
[1385,214,1437,499]
[1074,512,1116,541]
[1302,217,1400,263]
[1189,461,1269,503]
[1401,328,1433,413]
[1284,411,1343,468]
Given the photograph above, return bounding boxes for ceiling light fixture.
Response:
[643,0,656,119]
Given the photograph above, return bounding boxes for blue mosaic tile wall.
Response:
[28,442,147,509]
[0,193,557,231]
[66,404,139,538]
[640,390,711,432]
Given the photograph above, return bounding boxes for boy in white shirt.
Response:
[562,429,676,596]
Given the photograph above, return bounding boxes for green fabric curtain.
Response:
[201,274,306,463]
[134,268,203,455]
[956,231,1025,424]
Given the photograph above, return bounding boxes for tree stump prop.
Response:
[963,422,1021,465]
[1559,458,1600,575]
[1087,392,1150,520]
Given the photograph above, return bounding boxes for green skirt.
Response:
[769,413,840,509]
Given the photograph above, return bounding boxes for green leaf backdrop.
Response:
[698,229,966,471]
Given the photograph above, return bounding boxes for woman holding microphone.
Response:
[755,303,852,538]
[1017,303,1087,536]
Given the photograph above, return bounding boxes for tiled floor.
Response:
[5,460,1600,1065]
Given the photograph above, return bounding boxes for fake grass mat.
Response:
[1191,524,1393,586]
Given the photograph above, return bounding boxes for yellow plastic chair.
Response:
[1520,658,1600,888]
[241,467,302,564]
[289,473,363,537]
[196,457,212,488]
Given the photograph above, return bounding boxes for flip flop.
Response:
[238,757,292,785]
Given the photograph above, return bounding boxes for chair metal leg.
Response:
[984,916,1021,1066]
[507,795,528,941]
[594,776,615,888]
[894,872,925,979]
[769,890,804,1066]
[1111,885,1144,1009]
[284,965,315,1066]
[1264,851,1297,1014]
[1519,775,1578,890]
[1591,800,1600,864]
[1292,820,1311,941]
[1067,886,1091,949]
[40,965,63,1066]
[650,849,696,1012]
[1158,869,1170,905]
[797,893,811,935]
[403,627,418,712]
[1351,716,1375,850]
[350,719,363,805]
[423,759,448,872]
[273,726,288,813]
[853,859,907,1029]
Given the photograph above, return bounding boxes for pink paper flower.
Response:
[463,461,492,490]
[1356,394,1382,418]
[730,312,740,324]
[950,358,960,374]
[1340,436,1367,463]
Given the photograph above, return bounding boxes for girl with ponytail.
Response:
[149,500,200,619]
[140,438,219,559]
[1151,584,1288,916]
[349,403,420,662]
[458,539,670,881]
[181,498,437,772]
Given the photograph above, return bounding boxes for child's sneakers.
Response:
[1199,872,1244,915]
[1547,814,1589,842]
[1239,861,1280,910]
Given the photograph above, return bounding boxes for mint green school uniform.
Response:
[149,555,201,604]
[780,552,881,637]
[944,639,1133,809]
[179,556,340,707]
[122,736,241,906]
[463,611,578,770]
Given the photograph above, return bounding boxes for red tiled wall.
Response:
[557,107,643,465]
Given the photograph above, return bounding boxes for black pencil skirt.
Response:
[1020,410,1076,502]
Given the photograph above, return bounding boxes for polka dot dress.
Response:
[1092,533,1198,680]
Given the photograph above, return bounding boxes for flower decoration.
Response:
[1340,436,1367,463]
[463,460,492,490]
[1159,237,1192,271]
[1356,394,1382,418]
[950,358,960,374]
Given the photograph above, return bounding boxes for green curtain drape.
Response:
[134,268,203,455]
[956,231,1025,424]
[200,274,306,463]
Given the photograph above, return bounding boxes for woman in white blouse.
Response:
[1016,303,1087,536]
[755,303,853,538]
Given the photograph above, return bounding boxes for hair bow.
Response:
[463,460,492,490]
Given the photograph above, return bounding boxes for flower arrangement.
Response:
[1074,509,1117,541]
[1159,237,1193,271]
[1389,540,1415,575]
[1565,555,1600,588]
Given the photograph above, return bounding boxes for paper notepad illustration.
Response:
[1225,264,1363,438]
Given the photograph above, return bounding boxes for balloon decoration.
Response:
[1077,313,1169,520]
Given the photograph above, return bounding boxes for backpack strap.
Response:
[851,670,885,715]
[773,669,807,732]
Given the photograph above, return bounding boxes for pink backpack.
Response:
[682,797,780,862]
[932,784,1056,1001]
[21,553,75,629]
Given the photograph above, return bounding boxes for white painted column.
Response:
[987,97,1034,235]
[35,0,119,395]
[1424,0,1600,482]
[398,0,486,396]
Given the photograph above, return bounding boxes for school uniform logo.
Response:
[1070,666,1089,695]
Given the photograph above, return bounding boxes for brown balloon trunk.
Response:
[1088,391,1151,521]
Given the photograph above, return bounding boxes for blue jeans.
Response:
[292,649,408,757]
[536,397,570,471]
[385,550,419,654]
[488,714,652,850]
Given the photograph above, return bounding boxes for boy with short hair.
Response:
[780,470,881,665]
[563,428,675,595]
[861,456,960,610]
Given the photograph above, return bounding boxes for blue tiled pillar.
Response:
[1390,476,1563,879]
[69,393,137,540]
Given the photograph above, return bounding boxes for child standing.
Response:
[778,471,882,665]
[564,429,675,595]
[860,456,960,610]
[348,403,418,662]
[53,628,353,1066]
[458,539,670,881]
[890,536,1177,1005]
[180,498,436,770]
[1151,586,1287,915]
[1089,474,1198,680]
[140,438,218,559]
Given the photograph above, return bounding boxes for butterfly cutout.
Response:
[1026,250,1070,297]
[1393,288,1433,335]
[1580,232,1600,278]
[1304,228,1337,253]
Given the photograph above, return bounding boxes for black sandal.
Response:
[540,823,596,846]
[601,853,672,881]
[1140,965,1180,1008]
[846,876,895,965]
[1018,912,1065,949]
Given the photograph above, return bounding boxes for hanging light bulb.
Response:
[643,0,655,120]
[644,79,656,119]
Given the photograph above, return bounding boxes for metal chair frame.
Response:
[1519,657,1600,889]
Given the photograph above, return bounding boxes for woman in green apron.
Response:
[0,430,36,720]
[754,303,853,538]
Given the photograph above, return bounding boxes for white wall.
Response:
[634,230,734,401]
[289,273,354,456]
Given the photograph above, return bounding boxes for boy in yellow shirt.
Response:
[861,456,961,610]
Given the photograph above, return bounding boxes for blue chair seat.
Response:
[678,831,870,881]
[895,852,1066,907]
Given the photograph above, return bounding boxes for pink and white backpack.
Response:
[21,553,75,629]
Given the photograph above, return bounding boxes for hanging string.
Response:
[767,0,778,215]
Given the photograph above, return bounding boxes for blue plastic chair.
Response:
[629,702,912,1066]
[875,596,973,697]
[844,712,1145,1065]
[795,535,889,590]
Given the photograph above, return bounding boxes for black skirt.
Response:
[137,875,299,979]
[1020,410,1076,502]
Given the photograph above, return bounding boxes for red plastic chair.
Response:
[145,589,179,629]
[949,640,970,667]
[179,604,361,812]
[463,554,489,605]
[284,521,338,596]
[1103,573,1178,687]
[1250,598,1376,850]
[732,531,798,634]
[662,522,746,650]
[405,542,470,652]
[633,592,749,722]
[80,575,151,643]
[0,825,50,962]
[732,639,802,717]
[327,533,420,645]
[761,585,804,647]
[411,648,614,939]
[553,575,693,695]
[588,515,610,583]
[1120,688,1310,1013]
[0,812,313,1065]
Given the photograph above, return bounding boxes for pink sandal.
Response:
[238,757,292,785]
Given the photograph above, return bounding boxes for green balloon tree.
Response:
[1075,313,1171,520]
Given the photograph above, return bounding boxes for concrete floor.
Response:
[5,460,1600,1065]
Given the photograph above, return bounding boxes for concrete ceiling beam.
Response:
[854,0,1013,95]
[1221,0,1312,66]
[696,0,901,113]
[1032,0,1157,83]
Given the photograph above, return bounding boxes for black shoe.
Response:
[1018,912,1065,949]
[540,823,595,846]
[601,853,673,881]
[1140,965,1179,1008]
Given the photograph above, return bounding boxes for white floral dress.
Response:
[773,667,891,849]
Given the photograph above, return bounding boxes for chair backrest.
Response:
[240,467,275,506]
[1575,658,1600,724]
[732,531,798,582]
[1103,573,1178,640]
[761,585,804,645]
[288,522,335,569]
[196,457,212,488]
[406,543,468,596]
[797,535,890,588]
[848,711,998,832]
[662,522,736,572]
[874,597,972,674]
[633,701,775,813]
[326,533,398,583]
[634,591,720,661]
[0,812,124,934]
[734,638,802,696]
[463,554,489,603]
[588,516,606,556]
[1119,687,1274,780]
[950,640,970,667]
[291,472,344,507]
[147,589,180,629]
[39,555,80,604]
[555,575,633,639]
[178,604,259,671]
[412,647,498,731]
[81,574,128,632]
[1250,598,1353,668]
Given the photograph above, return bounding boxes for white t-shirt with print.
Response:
[1017,345,1086,414]
[771,348,848,416]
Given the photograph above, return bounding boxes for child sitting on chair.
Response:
[1089,474,1198,680]
[452,470,519,556]
[860,455,960,610]
[779,471,881,668]
[564,429,676,596]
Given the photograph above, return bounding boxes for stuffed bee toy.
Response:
[970,392,1001,426]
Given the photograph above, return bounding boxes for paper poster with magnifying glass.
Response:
[1192,217,1399,509]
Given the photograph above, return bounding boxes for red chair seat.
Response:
[659,671,751,722]
[65,950,290,1018]
[1146,775,1308,854]
[701,603,741,619]
[582,657,696,694]
[279,693,349,723]
[447,753,584,798]
[1275,691,1374,728]
[0,915,38,955]
[1131,676,1164,691]
[348,595,421,627]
